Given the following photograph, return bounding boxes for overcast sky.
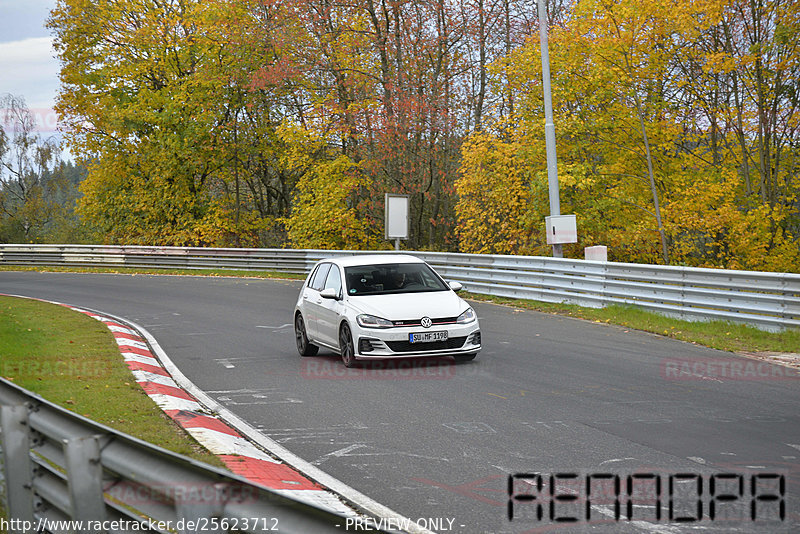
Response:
[0,0,60,135]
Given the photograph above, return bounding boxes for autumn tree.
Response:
[0,94,84,243]
[49,0,273,246]
[457,0,798,271]
[455,132,534,254]
[48,0,797,270]
[669,0,800,269]
[254,0,535,250]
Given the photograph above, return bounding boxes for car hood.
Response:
[346,291,468,320]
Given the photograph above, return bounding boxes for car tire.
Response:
[339,323,357,368]
[453,353,477,363]
[294,313,318,356]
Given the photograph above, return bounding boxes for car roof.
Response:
[321,254,425,268]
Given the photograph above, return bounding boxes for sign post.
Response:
[538,0,575,257]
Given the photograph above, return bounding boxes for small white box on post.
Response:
[545,214,577,245]
[584,245,608,262]
[385,194,410,250]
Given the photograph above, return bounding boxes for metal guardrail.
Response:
[1,244,798,331]
[0,378,361,534]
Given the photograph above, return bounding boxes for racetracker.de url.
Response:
[0,517,279,533]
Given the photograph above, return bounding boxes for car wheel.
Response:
[295,313,318,356]
[339,323,357,368]
[453,353,477,363]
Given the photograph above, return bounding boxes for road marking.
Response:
[313,444,366,465]
[487,393,508,400]
[312,443,447,466]
[179,332,215,336]
[256,323,291,330]
[687,456,706,465]
[210,388,304,406]
[216,359,235,369]
[520,421,570,430]
[786,443,800,452]
[539,479,685,534]
[599,457,636,466]
[442,422,496,433]
[700,376,723,383]
[591,504,684,533]
[263,426,365,443]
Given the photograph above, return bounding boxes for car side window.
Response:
[309,263,331,291]
[323,266,342,296]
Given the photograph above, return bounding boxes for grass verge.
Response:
[464,292,800,354]
[0,264,306,280]
[0,295,225,468]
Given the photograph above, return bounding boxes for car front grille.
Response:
[386,336,468,353]
[391,317,458,327]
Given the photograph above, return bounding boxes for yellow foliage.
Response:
[455,132,533,255]
[665,171,799,272]
[466,0,800,272]
[281,125,379,250]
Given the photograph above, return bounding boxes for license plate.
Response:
[409,331,449,343]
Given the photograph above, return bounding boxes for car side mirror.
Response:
[320,288,340,300]
[448,281,463,292]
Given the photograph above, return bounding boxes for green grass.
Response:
[464,293,800,354]
[0,295,225,468]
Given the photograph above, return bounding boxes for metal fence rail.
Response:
[0,378,360,533]
[1,244,798,331]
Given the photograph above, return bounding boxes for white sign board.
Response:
[385,194,409,240]
[545,214,578,245]
[584,245,608,261]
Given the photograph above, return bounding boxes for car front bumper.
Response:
[353,323,481,360]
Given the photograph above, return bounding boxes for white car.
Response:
[294,255,481,367]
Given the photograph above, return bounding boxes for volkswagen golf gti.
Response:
[294,255,481,367]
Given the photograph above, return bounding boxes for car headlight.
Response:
[356,314,394,328]
[456,307,476,324]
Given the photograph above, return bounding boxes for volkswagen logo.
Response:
[420,316,433,328]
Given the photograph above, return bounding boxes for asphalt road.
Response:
[2,271,798,533]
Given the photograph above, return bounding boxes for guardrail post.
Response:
[1,404,35,527]
[63,435,106,527]
[597,259,609,308]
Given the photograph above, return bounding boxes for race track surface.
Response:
[2,271,797,533]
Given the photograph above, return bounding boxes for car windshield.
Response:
[344,263,449,296]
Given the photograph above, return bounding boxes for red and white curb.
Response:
[0,293,435,534]
[3,294,433,534]
[66,306,357,515]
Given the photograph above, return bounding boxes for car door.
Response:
[302,262,331,340]
[315,264,344,347]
